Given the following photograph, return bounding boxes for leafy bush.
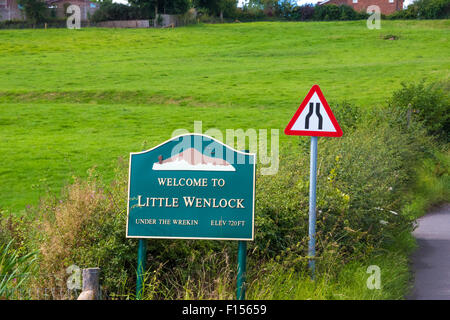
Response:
[163,0,191,15]
[291,4,315,21]
[0,19,68,29]
[194,1,366,21]
[233,7,267,21]
[31,166,136,297]
[313,4,366,21]
[17,0,48,24]
[277,0,296,20]
[415,0,450,19]
[91,3,146,22]
[402,149,450,218]
[329,101,362,133]
[389,4,420,19]
[256,113,430,260]
[24,84,441,299]
[31,162,231,298]
[389,0,450,19]
[314,4,340,21]
[389,80,449,141]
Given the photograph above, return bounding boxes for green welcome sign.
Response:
[126,134,256,240]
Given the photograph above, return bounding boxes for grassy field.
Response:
[0,20,449,212]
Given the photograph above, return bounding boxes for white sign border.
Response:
[125,133,256,241]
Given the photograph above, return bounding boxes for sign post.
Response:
[236,240,247,300]
[127,134,256,299]
[136,238,147,299]
[284,85,342,279]
[308,136,318,277]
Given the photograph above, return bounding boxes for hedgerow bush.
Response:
[313,4,367,21]
[30,166,135,298]
[27,104,431,298]
[255,108,431,260]
[388,80,449,142]
[389,0,450,19]
[22,83,441,299]
[0,19,67,29]
[91,3,146,22]
[30,162,229,298]
[291,4,315,21]
[232,7,267,22]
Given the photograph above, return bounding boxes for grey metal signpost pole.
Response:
[308,136,318,279]
[284,85,343,280]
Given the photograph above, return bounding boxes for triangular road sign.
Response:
[284,85,343,137]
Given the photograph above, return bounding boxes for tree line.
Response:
[9,0,450,25]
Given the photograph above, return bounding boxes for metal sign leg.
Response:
[308,136,318,279]
[136,238,147,299]
[236,240,247,300]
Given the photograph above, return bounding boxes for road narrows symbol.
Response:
[305,103,313,129]
[315,102,323,130]
[284,85,342,137]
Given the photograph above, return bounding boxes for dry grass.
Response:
[33,170,113,299]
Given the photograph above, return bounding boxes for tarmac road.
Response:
[408,203,450,300]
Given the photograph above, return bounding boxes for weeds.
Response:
[0,240,36,299]
[1,79,448,299]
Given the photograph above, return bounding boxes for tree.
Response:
[389,0,450,19]
[91,2,144,22]
[415,0,450,19]
[128,0,190,18]
[17,0,48,24]
[194,0,237,20]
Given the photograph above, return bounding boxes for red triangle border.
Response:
[284,85,343,137]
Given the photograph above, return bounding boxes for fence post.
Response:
[407,104,412,128]
[77,267,100,300]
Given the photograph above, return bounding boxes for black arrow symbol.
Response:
[315,102,323,130]
[305,102,323,130]
[305,102,314,129]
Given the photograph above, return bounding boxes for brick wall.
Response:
[321,0,404,15]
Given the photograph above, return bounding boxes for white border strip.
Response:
[125,133,256,241]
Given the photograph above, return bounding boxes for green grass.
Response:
[0,20,449,212]
[1,20,448,300]
[247,252,412,300]
[0,102,291,211]
[247,230,416,300]
[402,149,450,219]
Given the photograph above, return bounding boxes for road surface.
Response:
[408,203,450,300]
